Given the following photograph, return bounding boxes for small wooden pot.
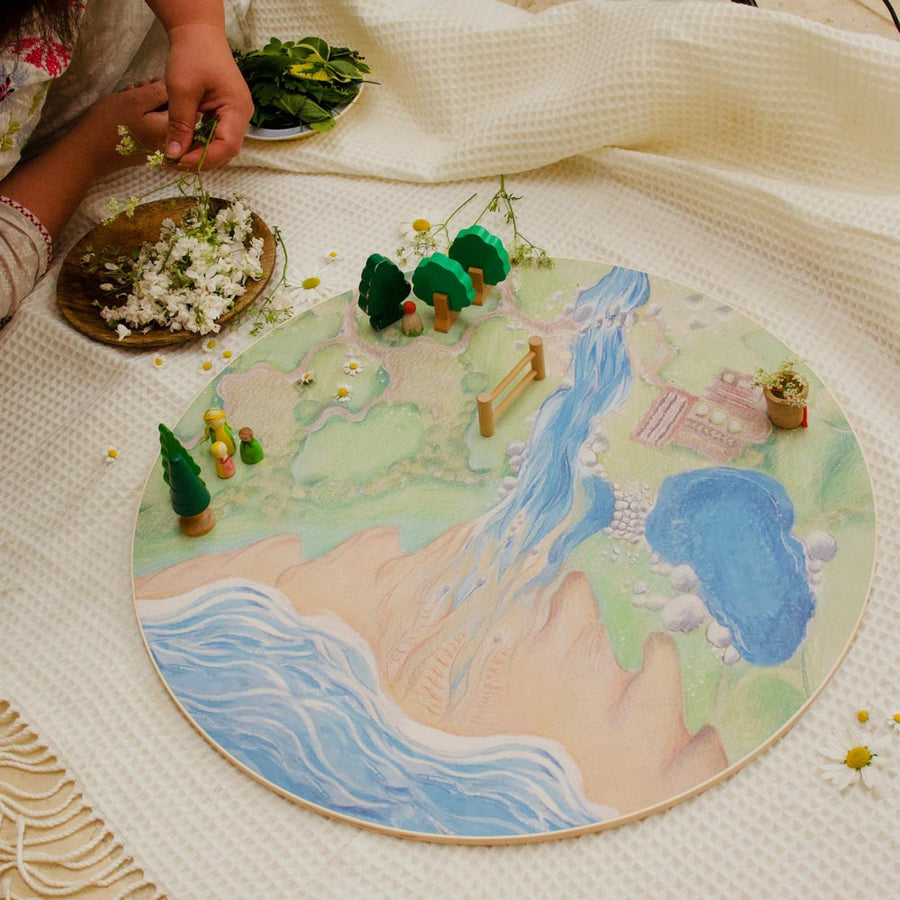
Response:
[763,374,809,429]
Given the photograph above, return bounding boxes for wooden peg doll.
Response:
[239,427,264,464]
[211,441,235,479]
[400,300,423,337]
[204,407,236,455]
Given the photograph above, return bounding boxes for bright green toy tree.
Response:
[412,253,475,332]
[159,424,215,534]
[448,225,510,287]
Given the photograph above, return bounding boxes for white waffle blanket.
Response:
[1,1,898,896]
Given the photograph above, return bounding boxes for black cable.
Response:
[881,0,900,36]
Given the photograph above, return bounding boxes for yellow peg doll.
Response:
[203,407,235,456]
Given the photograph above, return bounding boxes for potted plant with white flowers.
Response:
[753,358,809,429]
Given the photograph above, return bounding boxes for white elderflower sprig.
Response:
[91,195,265,336]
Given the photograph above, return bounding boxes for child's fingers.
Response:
[135,80,169,113]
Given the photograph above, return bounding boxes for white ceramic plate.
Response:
[245,86,361,142]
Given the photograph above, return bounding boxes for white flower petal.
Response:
[859,764,887,793]
[820,762,857,790]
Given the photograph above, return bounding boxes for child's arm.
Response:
[0,81,169,318]
[145,0,253,170]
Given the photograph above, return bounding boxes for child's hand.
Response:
[80,80,170,174]
[162,23,253,170]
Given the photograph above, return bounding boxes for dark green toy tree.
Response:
[358,253,411,330]
[159,424,215,535]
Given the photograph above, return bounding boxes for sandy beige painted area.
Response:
[136,526,727,816]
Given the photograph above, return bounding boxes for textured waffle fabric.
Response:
[1,1,898,897]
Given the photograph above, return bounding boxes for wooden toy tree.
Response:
[358,253,411,330]
[412,253,475,333]
[448,225,510,306]
[159,424,215,536]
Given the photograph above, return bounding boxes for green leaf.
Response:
[295,36,331,59]
[236,34,371,130]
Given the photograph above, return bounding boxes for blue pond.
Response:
[645,467,815,665]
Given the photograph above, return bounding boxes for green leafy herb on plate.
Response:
[234,36,372,133]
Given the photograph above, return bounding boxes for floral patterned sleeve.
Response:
[0,2,85,320]
[0,196,53,322]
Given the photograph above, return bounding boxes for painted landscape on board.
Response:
[134,260,875,841]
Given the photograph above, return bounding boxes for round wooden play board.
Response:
[133,260,875,843]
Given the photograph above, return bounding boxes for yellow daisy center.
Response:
[328,251,338,259]
[412,218,431,232]
[205,339,217,350]
[337,386,350,398]
[844,745,873,770]
[202,361,212,371]
[222,350,232,359]
[348,362,358,370]
[856,709,869,723]
[302,276,321,290]
[107,448,118,459]
[153,357,164,367]
[894,713,900,724]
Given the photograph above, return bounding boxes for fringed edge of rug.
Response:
[0,699,165,900]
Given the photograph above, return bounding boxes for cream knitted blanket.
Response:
[1,2,898,896]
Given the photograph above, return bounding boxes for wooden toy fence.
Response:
[476,336,546,437]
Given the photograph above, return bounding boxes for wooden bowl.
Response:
[56,197,276,349]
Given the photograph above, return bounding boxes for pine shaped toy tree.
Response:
[159,424,216,536]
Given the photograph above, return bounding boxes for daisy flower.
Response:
[818,729,897,793]
[152,354,166,369]
[105,447,119,463]
[291,275,327,308]
[222,349,233,360]
[203,338,218,353]
[298,370,315,385]
[887,713,900,734]
[334,383,352,403]
[410,217,431,235]
[325,250,340,264]
[396,217,439,261]
[343,358,363,376]
[201,360,213,372]
[855,709,871,725]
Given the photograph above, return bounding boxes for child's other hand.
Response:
[80,80,170,174]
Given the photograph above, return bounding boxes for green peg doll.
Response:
[239,427,264,464]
